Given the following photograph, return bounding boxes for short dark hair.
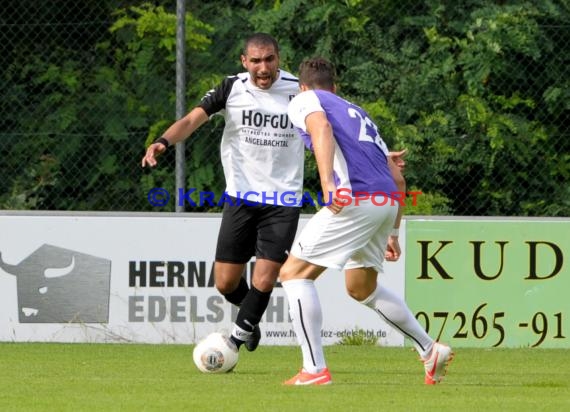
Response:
[298,57,336,91]
[243,33,279,55]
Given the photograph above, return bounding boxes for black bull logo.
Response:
[0,244,111,323]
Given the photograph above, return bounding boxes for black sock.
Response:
[235,286,272,333]
[222,276,249,306]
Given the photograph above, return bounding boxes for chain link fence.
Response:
[2,1,569,216]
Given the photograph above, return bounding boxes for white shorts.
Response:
[291,200,398,273]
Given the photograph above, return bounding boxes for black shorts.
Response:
[215,197,300,264]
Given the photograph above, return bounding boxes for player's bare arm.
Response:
[305,111,344,214]
[385,156,405,261]
[141,107,209,168]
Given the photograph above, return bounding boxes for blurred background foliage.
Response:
[1,0,569,216]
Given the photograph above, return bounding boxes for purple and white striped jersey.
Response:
[288,89,397,195]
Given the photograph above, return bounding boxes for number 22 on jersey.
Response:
[347,107,388,154]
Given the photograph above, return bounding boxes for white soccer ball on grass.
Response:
[192,332,239,373]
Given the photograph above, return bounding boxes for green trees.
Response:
[2,3,214,210]
[2,0,568,215]
[239,0,569,215]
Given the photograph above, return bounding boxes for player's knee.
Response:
[215,276,239,295]
[278,265,292,282]
[251,275,276,293]
[215,280,233,295]
[346,285,372,302]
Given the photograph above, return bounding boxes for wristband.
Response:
[154,137,170,149]
[390,228,400,237]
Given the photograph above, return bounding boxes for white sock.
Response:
[282,279,326,373]
[360,284,434,359]
[231,323,251,343]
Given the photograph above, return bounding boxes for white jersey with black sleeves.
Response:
[198,69,303,206]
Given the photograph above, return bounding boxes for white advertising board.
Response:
[0,213,405,346]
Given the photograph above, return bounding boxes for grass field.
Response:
[1,343,569,411]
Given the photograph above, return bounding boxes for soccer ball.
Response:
[192,332,239,373]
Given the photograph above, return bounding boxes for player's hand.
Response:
[327,194,349,214]
[389,149,407,172]
[385,236,401,261]
[141,143,167,168]
[322,187,348,214]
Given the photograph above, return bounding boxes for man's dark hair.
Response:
[298,57,336,91]
[243,33,279,55]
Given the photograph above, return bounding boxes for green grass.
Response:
[1,343,569,411]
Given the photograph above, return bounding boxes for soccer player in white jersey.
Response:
[280,57,454,385]
[142,33,304,353]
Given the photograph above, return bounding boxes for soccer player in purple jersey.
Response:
[281,57,454,386]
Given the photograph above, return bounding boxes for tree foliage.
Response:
[2,0,569,215]
[240,0,570,216]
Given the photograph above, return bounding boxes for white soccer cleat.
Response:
[423,342,454,384]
